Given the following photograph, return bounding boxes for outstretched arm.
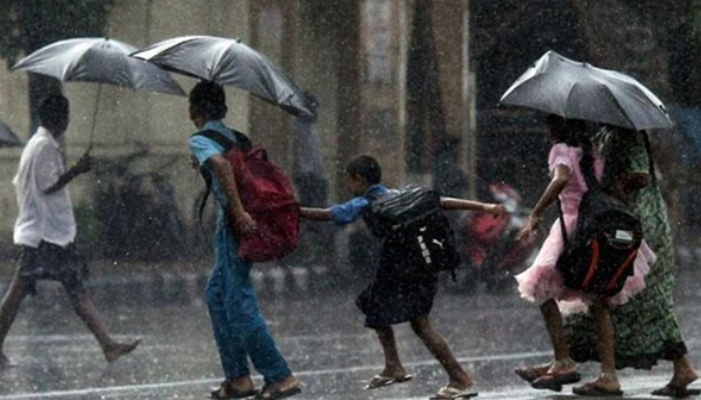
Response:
[300,207,334,221]
[441,197,506,215]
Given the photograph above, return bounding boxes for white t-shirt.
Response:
[13,127,76,248]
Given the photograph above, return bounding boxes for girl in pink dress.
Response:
[514,115,653,396]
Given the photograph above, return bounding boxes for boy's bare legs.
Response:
[65,284,140,362]
[540,299,577,374]
[374,326,408,379]
[410,315,472,390]
[0,276,31,366]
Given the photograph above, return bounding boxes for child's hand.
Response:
[72,154,92,175]
[516,215,539,242]
[231,211,257,237]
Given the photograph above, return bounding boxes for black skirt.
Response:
[356,242,438,328]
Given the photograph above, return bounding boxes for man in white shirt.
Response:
[0,95,139,367]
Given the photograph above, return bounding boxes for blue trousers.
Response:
[206,225,291,384]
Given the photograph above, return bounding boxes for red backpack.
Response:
[194,129,300,263]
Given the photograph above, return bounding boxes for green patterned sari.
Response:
[563,127,687,369]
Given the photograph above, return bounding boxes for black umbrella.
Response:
[499,51,673,130]
[0,119,21,147]
[130,35,316,118]
[13,37,185,146]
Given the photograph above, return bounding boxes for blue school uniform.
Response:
[189,120,291,384]
[331,185,438,329]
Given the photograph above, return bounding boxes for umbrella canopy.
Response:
[13,37,185,95]
[130,35,316,118]
[499,50,673,131]
[0,120,21,147]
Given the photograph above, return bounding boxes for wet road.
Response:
[0,267,700,400]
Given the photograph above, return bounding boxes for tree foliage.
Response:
[0,0,115,67]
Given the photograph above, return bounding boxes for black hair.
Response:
[38,95,69,129]
[189,80,228,120]
[346,155,382,184]
[545,114,586,146]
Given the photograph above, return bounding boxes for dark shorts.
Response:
[17,242,89,295]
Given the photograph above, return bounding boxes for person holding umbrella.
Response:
[0,95,140,367]
[187,80,300,400]
[560,125,699,397]
[514,115,653,396]
[502,51,696,397]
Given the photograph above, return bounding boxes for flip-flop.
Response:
[210,380,259,399]
[651,384,701,398]
[531,371,581,392]
[428,386,479,399]
[572,382,623,397]
[255,386,301,400]
[365,374,414,390]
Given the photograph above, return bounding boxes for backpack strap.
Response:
[193,129,253,152]
[191,129,253,221]
[557,198,568,244]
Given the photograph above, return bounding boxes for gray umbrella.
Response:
[13,37,185,146]
[499,50,673,130]
[0,120,21,147]
[13,37,184,95]
[130,35,316,118]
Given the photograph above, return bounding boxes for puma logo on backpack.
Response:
[362,185,460,279]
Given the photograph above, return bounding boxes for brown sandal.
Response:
[572,381,623,397]
[651,383,701,398]
[531,371,581,392]
[514,363,551,383]
[210,380,258,399]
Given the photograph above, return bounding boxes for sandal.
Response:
[651,383,701,398]
[255,385,301,400]
[573,381,623,397]
[429,386,478,399]
[210,380,258,400]
[514,363,551,383]
[531,371,581,392]
[365,373,414,390]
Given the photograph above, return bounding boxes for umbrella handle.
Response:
[88,84,102,151]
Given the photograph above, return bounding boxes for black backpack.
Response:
[556,152,642,297]
[363,185,460,279]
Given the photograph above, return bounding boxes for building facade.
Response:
[0,0,476,263]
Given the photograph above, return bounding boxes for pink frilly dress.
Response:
[515,143,654,314]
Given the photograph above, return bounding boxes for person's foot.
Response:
[210,376,258,399]
[515,361,552,383]
[531,358,580,392]
[104,339,141,362]
[257,375,301,400]
[379,366,409,380]
[669,360,699,389]
[365,373,413,390]
[573,373,622,397]
[653,365,700,397]
[446,372,474,392]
